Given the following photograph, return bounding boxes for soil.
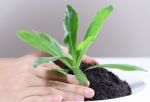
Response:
[63,62,132,101]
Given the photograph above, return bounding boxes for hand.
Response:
[0,52,96,102]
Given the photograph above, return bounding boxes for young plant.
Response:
[17,5,146,85]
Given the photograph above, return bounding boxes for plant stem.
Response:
[72,67,88,85]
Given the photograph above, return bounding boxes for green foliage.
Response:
[63,5,78,59]
[101,64,147,71]
[17,5,146,85]
[85,64,147,72]
[16,5,113,85]
[17,30,73,69]
[17,30,63,56]
[76,6,113,66]
[33,56,61,68]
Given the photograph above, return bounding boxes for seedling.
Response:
[17,5,146,85]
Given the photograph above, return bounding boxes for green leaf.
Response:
[72,67,89,85]
[101,64,147,72]
[85,64,147,72]
[63,5,78,59]
[17,30,63,56]
[51,68,69,76]
[35,31,63,55]
[76,6,113,65]
[84,6,113,39]
[33,56,61,68]
[59,57,73,69]
[77,36,95,50]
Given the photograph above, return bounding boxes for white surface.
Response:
[92,58,150,102]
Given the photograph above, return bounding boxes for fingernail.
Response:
[84,88,95,98]
[74,95,84,101]
[53,96,62,101]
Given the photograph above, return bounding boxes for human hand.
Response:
[0,52,96,102]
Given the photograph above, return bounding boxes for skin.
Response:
[0,51,97,102]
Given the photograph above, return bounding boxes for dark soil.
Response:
[64,62,132,101]
[81,63,131,101]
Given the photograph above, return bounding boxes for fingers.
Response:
[82,55,97,64]
[22,95,62,102]
[33,62,62,80]
[33,64,80,85]
[47,80,95,98]
[22,87,84,101]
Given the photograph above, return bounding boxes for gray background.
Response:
[0,0,150,58]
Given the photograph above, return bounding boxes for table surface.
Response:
[94,58,150,102]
